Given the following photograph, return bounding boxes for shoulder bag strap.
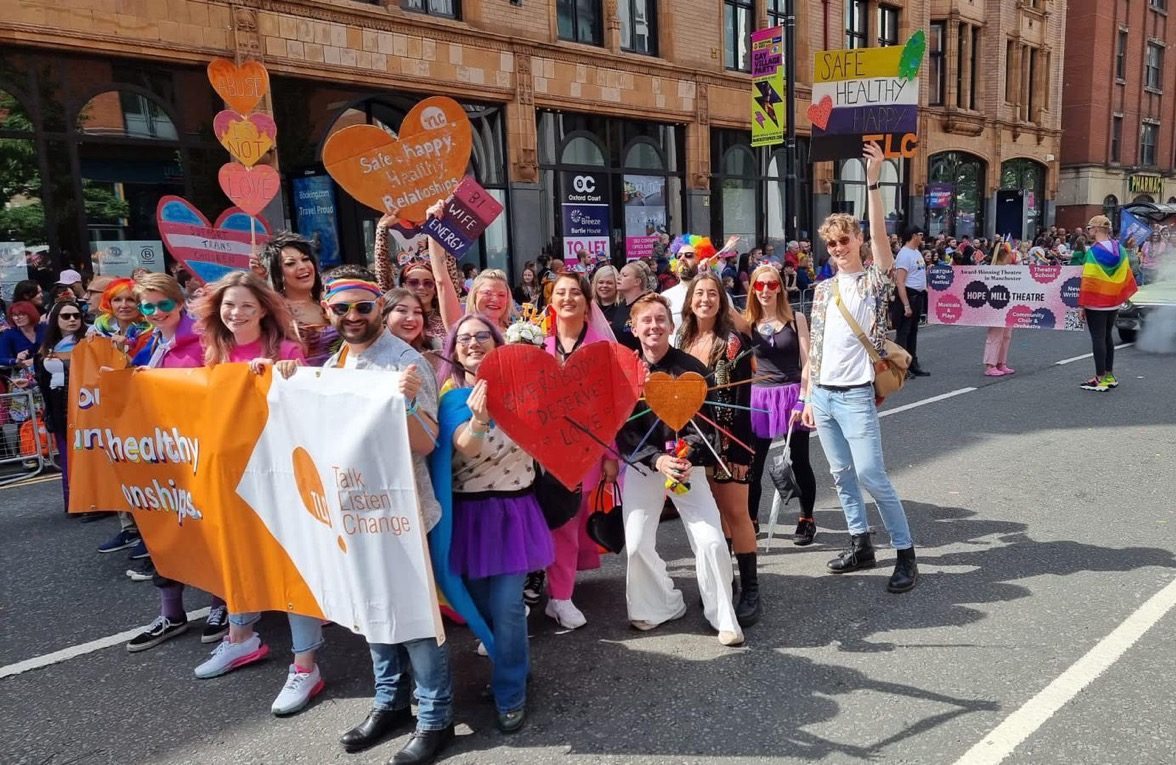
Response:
[831,279,883,365]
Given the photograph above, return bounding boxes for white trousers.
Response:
[621,466,742,639]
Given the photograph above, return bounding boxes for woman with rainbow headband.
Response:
[90,278,155,559]
[1077,214,1138,392]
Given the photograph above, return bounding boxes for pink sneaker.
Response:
[997,365,1015,374]
[984,367,1005,377]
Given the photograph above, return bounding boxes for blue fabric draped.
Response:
[428,386,497,660]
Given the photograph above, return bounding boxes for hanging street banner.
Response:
[67,338,442,645]
[751,26,785,147]
[809,32,925,161]
[927,263,1086,330]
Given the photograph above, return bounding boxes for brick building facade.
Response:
[1058,0,1176,230]
[1,0,1065,276]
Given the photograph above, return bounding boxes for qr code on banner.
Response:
[1064,309,1086,331]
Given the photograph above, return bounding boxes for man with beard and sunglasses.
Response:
[799,142,918,595]
[310,266,455,764]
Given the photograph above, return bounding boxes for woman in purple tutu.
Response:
[744,264,818,544]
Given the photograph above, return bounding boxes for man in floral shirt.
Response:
[800,142,918,594]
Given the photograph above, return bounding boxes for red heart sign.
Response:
[477,341,644,490]
[218,163,280,217]
[808,95,833,130]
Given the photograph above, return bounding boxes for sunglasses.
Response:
[825,236,852,248]
[59,312,82,320]
[456,331,494,346]
[328,301,378,317]
[405,278,435,290]
[139,299,177,316]
[753,281,781,292]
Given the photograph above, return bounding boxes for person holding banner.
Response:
[437,314,555,733]
[800,141,918,595]
[261,232,340,367]
[617,292,744,647]
[983,243,1018,377]
[1077,215,1138,392]
[34,301,88,510]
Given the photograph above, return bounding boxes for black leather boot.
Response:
[734,553,762,627]
[793,517,816,546]
[391,725,455,765]
[727,538,739,599]
[826,533,876,573]
[887,547,919,593]
[340,707,413,753]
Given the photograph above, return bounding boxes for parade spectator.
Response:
[34,301,87,510]
[660,235,707,330]
[800,142,918,594]
[606,260,653,350]
[983,243,1018,376]
[892,226,930,378]
[617,293,744,647]
[1077,215,1138,391]
[462,263,479,292]
[513,265,542,308]
[0,302,44,369]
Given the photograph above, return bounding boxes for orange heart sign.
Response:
[644,371,709,432]
[322,96,472,224]
[214,110,277,167]
[218,163,280,217]
[207,58,270,114]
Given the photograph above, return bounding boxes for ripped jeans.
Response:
[810,384,912,550]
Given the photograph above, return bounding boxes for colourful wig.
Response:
[97,278,138,317]
[668,234,720,275]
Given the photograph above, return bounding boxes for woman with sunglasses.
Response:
[744,264,818,546]
[433,314,554,733]
[34,301,88,510]
[261,232,340,367]
[678,271,762,627]
[124,274,227,649]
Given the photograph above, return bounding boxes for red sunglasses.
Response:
[753,280,781,292]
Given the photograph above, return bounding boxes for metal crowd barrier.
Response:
[0,385,57,486]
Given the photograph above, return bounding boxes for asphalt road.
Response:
[2,324,1174,765]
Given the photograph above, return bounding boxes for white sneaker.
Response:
[271,663,324,716]
[545,599,587,630]
[475,641,488,656]
[193,634,269,679]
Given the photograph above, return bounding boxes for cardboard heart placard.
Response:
[322,96,473,224]
[156,195,270,285]
[807,95,833,130]
[213,110,277,167]
[207,58,270,114]
[644,371,708,432]
[477,341,643,490]
[218,163,280,217]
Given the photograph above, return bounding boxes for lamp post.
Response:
[783,0,799,240]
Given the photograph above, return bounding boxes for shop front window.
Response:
[1103,195,1119,222]
[0,88,47,260]
[927,151,986,238]
[834,157,903,234]
[1000,158,1046,240]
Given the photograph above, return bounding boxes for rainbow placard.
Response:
[809,32,925,161]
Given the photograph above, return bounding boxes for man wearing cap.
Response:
[57,269,84,300]
[892,226,930,377]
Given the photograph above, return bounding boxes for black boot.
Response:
[909,358,930,377]
[340,707,414,753]
[826,533,876,573]
[727,539,739,600]
[734,553,762,627]
[887,547,919,593]
[793,517,816,546]
[391,725,455,765]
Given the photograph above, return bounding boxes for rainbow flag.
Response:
[1079,240,1138,309]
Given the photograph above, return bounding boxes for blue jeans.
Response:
[465,573,528,713]
[227,612,325,654]
[810,385,913,550]
[369,638,453,731]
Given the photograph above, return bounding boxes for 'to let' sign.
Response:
[322,96,473,224]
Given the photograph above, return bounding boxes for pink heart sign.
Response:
[218,163,280,217]
[213,110,277,167]
[156,195,270,285]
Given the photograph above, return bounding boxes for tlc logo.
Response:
[78,387,100,410]
[292,446,347,553]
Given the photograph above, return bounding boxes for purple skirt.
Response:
[750,383,813,439]
[451,490,556,579]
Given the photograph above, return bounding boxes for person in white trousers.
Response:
[616,292,744,647]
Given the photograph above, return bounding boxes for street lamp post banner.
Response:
[66,337,444,647]
[751,26,785,147]
[926,263,1087,330]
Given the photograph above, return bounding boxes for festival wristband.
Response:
[405,398,419,416]
[468,425,488,440]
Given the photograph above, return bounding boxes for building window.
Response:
[1141,122,1159,166]
[956,23,977,109]
[1024,46,1037,121]
[724,0,754,71]
[878,6,899,47]
[1103,195,1119,221]
[1145,42,1164,91]
[1149,0,1167,11]
[929,22,946,105]
[970,25,980,109]
[558,0,603,46]
[619,0,657,55]
[845,0,868,49]
[1116,29,1128,80]
[927,151,987,238]
[1005,40,1016,103]
[1111,115,1122,163]
[401,0,460,18]
[767,0,785,28]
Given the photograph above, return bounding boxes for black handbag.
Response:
[586,480,625,554]
[534,463,582,530]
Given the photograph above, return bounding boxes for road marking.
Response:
[879,387,977,418]
[953,576,1176,765]
[0,473,59,490]
[0,607,211,680]
[1054,342,1134,366]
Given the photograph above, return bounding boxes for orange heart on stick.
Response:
[218,163,280,217]
[644,371,709,432]
[207,58,270,114]
[322,96,472,224]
